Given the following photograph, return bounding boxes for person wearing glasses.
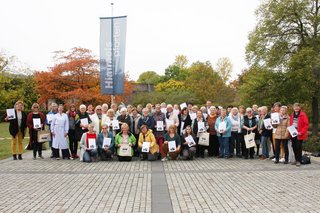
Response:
[91,105,106,134]
[97,123,114,160]
[26,103,46,160]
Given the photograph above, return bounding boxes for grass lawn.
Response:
[0,122,30,160]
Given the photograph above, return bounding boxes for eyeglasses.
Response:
[102,127,107,129]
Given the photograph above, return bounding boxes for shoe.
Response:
[13,155,17,160]
[18,154,22,160]
[250,156,254,159]
[244,156,248,159]
[272,158,276,162]
[284,161,288,164]
[33,157,36,160]
[161,157,168,162]
[69,157,74,160]
[279,158,285,163]
[39,156,44,159]
[259,156,266,160]
[274,160,279,164]
[218,155,223,158]
[140,158,146,161]
[56,157,60,160]
[269,156,275,160]
[291,161,296,165]
[296,162,301,167]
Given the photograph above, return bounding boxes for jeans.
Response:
[219,136,230,157]
[83,149,98,162]
[260,136,269,158]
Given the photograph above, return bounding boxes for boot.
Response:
[18,154,22,160]
[13,154,17,160]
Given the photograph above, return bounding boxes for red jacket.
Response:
[290,111,309,141]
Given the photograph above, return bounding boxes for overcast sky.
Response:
[0,0,260,80]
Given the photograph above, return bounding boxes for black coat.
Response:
[8,110,27,138]
[178,114,192,135]
[242,115,259,139]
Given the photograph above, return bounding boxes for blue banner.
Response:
[100,16,127,95]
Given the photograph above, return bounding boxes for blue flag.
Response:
[100,16,127,95]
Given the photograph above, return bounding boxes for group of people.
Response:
[5,100,309,166]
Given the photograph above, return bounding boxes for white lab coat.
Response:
[51,113,69,149]
[91,113,106,133]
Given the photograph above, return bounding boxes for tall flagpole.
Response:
[110,2,115,105]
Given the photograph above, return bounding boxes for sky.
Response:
[0,0,260,81]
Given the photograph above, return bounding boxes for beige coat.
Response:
[273,114,290,139]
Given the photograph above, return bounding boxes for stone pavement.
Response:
[0,150,320,213]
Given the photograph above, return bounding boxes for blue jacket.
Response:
[215,116,231,137]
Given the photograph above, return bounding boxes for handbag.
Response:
[198,132,210,146]
[119,144,132,157]
[244,132,256,148]
[301,154,311,164]
[37,130,51,143]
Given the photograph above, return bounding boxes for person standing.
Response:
[51,104,72,160]
[258,106,273,160]
[67,104,77,158]
[192,110,208,158]
[242,108,258,159]
[27,103,46,160]
[75,104,91,158]
[207,106,219,157]
[153,104,166,159]
[228,107,242,158]
[46,102,58,158]
[138,108,155,130]
[215,109,232,158]
[91,105,105,134]
[5,100,27,160]
[289,103,309,166]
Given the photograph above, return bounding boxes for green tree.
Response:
[246,0,320,135]
[216,57,233,83]
[137,71,161,84]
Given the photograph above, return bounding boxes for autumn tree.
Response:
[35,47,132,106]
[216,57,233,83]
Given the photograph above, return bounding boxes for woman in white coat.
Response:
[51,104,72,160]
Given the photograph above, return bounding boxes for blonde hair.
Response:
[121,123,129,131]
[15,100,24,110]
[31,103,40,110]
[168,124,177,133]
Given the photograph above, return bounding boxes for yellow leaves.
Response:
[155,79,186,92]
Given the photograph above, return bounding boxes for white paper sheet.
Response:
[46,114,54,124]
[189,113,196,120]
[198,122,205,133]
[103,138,111,147]
[287,125,298,138]
[156,121,164,131]
[33,118,41,129]
[6,108,15,120]
[142,142,151,153]
[218,121,226,133]
[271,113,280,124]
[185,135,196,147]
[112,120,120,130]
[88,138,96,149]
[168,140,176,152]
[263,118,273,130]
[180,103,187,110]
[161,108,167,114]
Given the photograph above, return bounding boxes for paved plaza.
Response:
[0,150,320,213]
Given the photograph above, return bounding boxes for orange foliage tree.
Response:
[35,47,132,107]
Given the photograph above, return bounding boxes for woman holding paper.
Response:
[165,105,179,128]
[273,106,290,164]
[5,100,27,160]
[51,104,71,160]
[117,107,132,134]
[289,103,309,166]
[115,123,136,161]
[228,107,242,158]
[192,110,208,158]
[153,104,166,159]
[138,125,159,161]
[138,108,155,130]
[178,107,192,136]
[75,104,91,158]
[258,106,273,160]
[207,106,219,157]
[67,104,77,158]
[26,103,46,160]
[242,108,258,159]
[97,123,114,160]
[79,124,98,162]
[181,126,197,160]
[161,124,181,161]
[215,109,231,158]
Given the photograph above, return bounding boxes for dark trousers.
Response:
[275,139,289,162]
[230,132,241,156]
[208,134,219,156]
[68,129,78,155]
[99,149,113,161]
[33,142,42,157]
[52,148,71,158]
[118,156,132,161]
[291,137,302,162]
[195,137,205,157]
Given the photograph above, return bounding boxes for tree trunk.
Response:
[311,96,319,136]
